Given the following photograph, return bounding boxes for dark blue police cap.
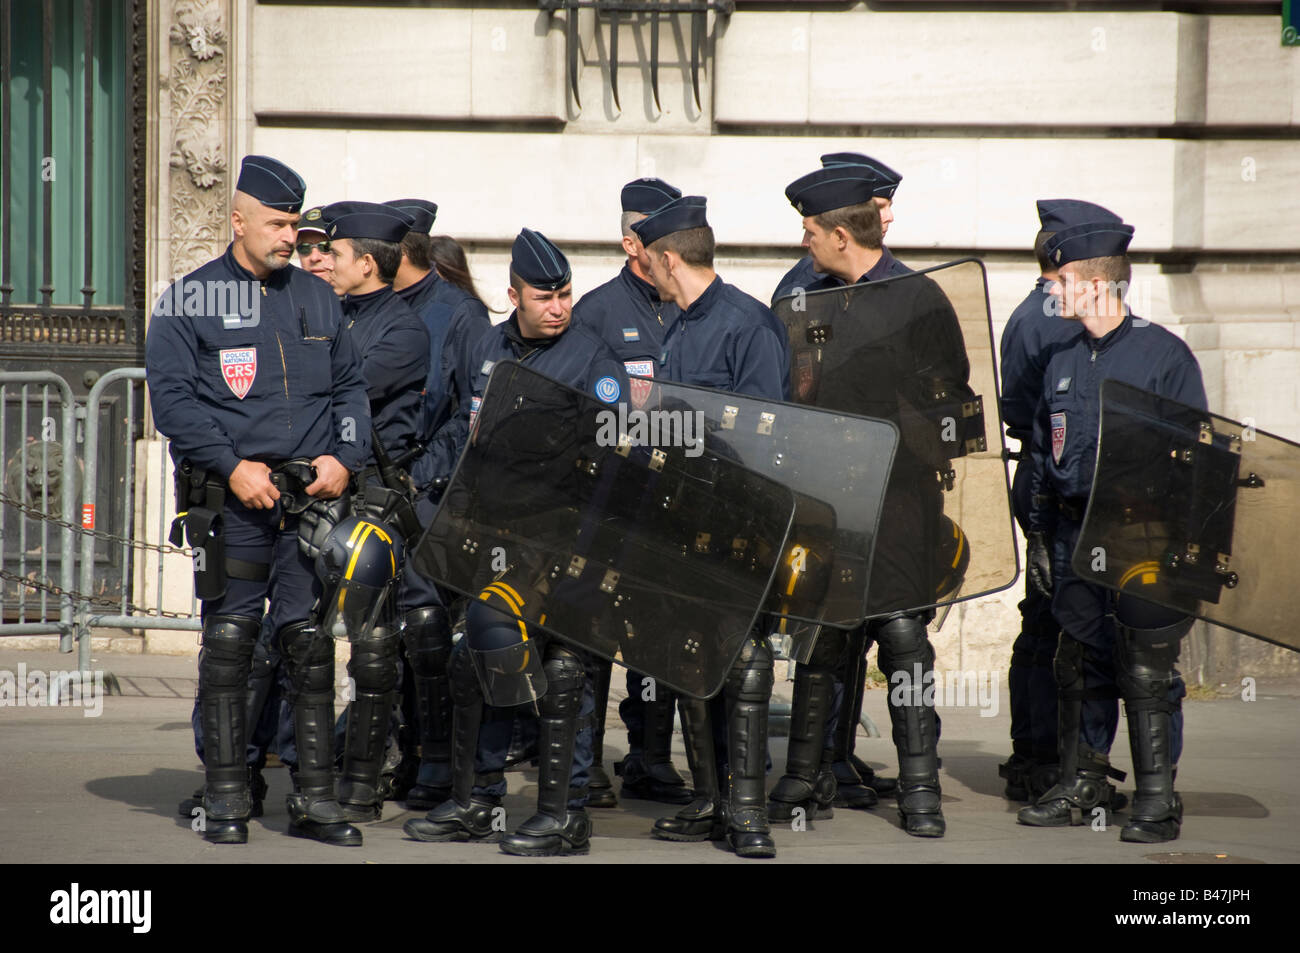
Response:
[1036,199,1123,234]
[298,206,328,236]
[235,155,306,213]
[819,152,902,199]
[786,167,880,216]
[1045,220,1135,267]
[384,198,438,235]
[321,201,415,243]
[620,177,682,214]
[511,228,572,290]
[629,195,709,247]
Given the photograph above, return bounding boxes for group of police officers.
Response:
[145,149,1202,857]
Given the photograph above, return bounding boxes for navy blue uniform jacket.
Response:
[146,245,371,478]
[1028,314,1206,532]
[341,285,429,463]
[573,264,679,381]
[771,247,912,306]
[660,277,790,402]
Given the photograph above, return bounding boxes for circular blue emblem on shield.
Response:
[595,376,620,404]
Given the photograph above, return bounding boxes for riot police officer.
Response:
[403,229,628,856]
[572,177,690,808]
[772,152,908,305]
[146,155,371,845]
[1017,217,1205,843]
[631,195,791,858]
[309,200,431,822]
[998,199,1123,801]
[769,165,962,836]
[379,198,492,810]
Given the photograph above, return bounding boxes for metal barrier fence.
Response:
[0,368,198,675]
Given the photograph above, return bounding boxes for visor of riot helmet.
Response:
[314,515,404,641]
[320,575,399,642]
[465,591,548,707]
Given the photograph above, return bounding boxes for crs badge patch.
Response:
[624,360,654,409]
[469,395,482,430]
[594,376,621,404]
[220,348,257,399]
[1050,412,1066,464]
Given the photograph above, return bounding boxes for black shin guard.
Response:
[724,636,776,858]
[652,697,722,841]
[499,645,590,856]
[280,621,361,846]
[198,615,259,842]
[586,657,617,807]
[1116,616,1189,843]
[401,606,453,805]
[770,630,840,819]
[339,627,401,818]
[877,614,944,837]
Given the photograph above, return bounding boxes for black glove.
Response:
[1026,530,1053,597]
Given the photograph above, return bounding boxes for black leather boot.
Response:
[280,621,362,846]
[404,643,504,843]
[652,698,724,842]
[500,646,591,857]
[198,615,260,844]
[724,638,776,858]
[878,615,945,838]
[622,688,692,805]
[769,660,836,821]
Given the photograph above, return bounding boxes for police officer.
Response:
[1017,217,1205,843]
[381,198,491,810]
[572,177,690,808]
[146,155,371,846]
[772,152,907,304]
[296,206,334,279]
[404,229,628,856]
[313,200,431,822]
[773,163,911,810]
[769,166,961,836]
[998,199,1123,801]
[630,196,791,858]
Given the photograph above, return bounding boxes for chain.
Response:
[0,567,197,620]
[0,489,192,557]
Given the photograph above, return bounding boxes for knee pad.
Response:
[538,645,586,718]
[402,606,451,675]
[348,630,401,695]
[726,637,774,704]
[278,620,333,702]
[876,614,933,676]
[200,615,259,690]
[1115,627,1183,714]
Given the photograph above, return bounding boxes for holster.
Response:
[171,459,228,601]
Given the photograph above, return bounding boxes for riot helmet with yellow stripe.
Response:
[314,514,404,641]
[464,580,549,707]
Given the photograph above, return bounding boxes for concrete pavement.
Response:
[1,647,1296,865]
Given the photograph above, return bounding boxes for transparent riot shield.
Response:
[411,362,797,699]
[631,380,898,659]
[1072,380,1300,652]
[773,259,1018,619]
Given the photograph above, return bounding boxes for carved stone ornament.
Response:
[163,0,229,277]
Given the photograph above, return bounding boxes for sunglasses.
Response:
[296,240,332,256]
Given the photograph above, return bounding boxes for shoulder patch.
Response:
[594,376,621,404]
